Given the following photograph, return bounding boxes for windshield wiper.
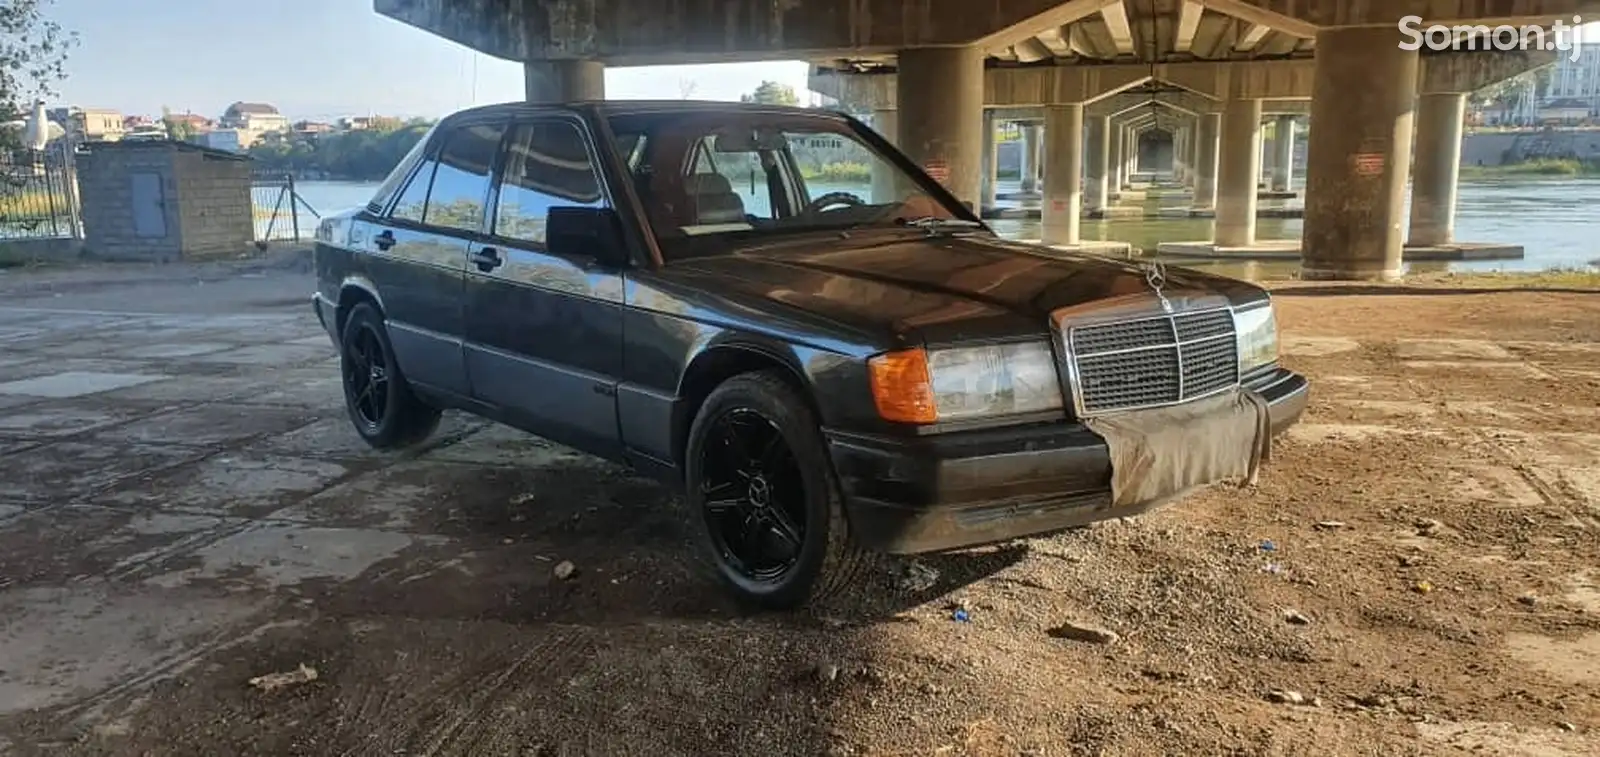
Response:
[894,216,985,233]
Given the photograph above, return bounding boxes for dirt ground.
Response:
[0,266,1597,756]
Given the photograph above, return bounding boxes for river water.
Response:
[285,177,1600,276]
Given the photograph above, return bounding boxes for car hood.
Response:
[662,231,1263,346]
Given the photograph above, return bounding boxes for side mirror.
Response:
[546,206,629,268]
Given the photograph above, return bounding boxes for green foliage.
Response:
[247,118,434,180]
[799,161,870,183]
[160,106,197,142]
[0,0,76,147]
[740,81,799,106]
[1460,158,1595,178]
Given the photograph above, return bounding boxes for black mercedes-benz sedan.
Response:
[310,100,1308,609]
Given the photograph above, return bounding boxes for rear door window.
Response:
[422,122,505,234]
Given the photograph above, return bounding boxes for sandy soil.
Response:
[0,274,1597,756]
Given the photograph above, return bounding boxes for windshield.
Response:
[606,110,976,259]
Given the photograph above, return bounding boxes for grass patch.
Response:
[800,161,871,183]
[1460,158,1598,179]
[1411,266,1600,289]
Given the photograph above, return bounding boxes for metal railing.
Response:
[251,172,320,242]
[0,142,81,240]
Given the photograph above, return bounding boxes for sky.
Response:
[42,0,1600,123]
[47,0,814,121]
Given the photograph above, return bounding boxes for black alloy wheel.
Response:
[338,302,441,450]
[700,408,808,582]
[685,371,871,609]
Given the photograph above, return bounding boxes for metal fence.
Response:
[0,142,80,240]
[251,172,320,242]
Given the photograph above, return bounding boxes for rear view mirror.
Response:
[546,206,629,268]
[713,127,788,152]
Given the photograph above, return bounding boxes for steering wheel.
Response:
[804,191,865,214]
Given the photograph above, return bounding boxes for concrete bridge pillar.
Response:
[1408,93,1467,247]
[1042,104,1085,245]
[870,109,899,202]
[1174,126,1189,184]
[524,60,605,102]
[1194,112,1220,209]
[1020,124,1041,193]
[1271,115,1297,192]
[1302,27,1419,281]
[897,46,985,210]
[981,111,998,210]
[1109,125,1124,194]
[1087,114,1111,213]
[1124,128,1137,182]
[1216,97,1263,247]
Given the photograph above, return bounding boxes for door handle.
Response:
[469,246,503,272]
[374,230,396,251]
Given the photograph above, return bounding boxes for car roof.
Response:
[442,99,852,122]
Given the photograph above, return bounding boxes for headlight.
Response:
[868,341,1063,423]
[1233,303,1278,373]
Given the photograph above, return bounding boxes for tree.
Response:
[0,0,76,126]
[740,81,799,106]
[161,106,197,142]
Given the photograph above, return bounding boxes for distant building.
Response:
[1538,98,1590,125]
[293,120,335,137]
[48,107,126,142]
[338,116,375,131]
[201,129,247,152]
[1545,43,1600,116]
[220,101,290,133]
[165,112,214,133]
[123,115,154,130]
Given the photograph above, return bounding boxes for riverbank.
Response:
[1460,158,1599,179]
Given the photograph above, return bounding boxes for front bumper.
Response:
[827,366,1308,554]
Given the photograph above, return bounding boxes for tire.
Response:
[339,302,441,450]
[684,370,872,610]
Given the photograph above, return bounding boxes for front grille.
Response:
[1064,308,1239,415]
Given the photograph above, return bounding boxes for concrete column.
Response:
[1086,115,1110,212]
[981,111,998,210]
[1032,124,1045,185]
[897,46,985,210]
[1408,92,1467,247]
[1193,112,1221,210]
[1302,26,1419,280]
[1108,125,1123,194]
[1019,124,1040,193]
[524,60,605,102]
[870,109,900,202]
[1216,97,1263,247]
[1042,103,1085,245]
[1126,129,1138,178]
[1271,115,1297,192]
[1173,127,1188,183]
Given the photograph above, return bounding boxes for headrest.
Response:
[683,173,734,197]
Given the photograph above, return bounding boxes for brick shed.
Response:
[77,140,254,262]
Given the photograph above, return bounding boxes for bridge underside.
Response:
[376,0,1596,279]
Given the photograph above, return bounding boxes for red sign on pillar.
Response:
[1351,153,1386,177]
[923,159,949,184]
[1051,199,1067,211]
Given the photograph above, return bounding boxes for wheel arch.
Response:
[335,277,384,337]
[672,340,822,479]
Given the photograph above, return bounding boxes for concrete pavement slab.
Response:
[0,506,236,588]
[0,400,178,439]
[143,523,430,590]
[96,454,351,519]
[90,404,319,448]
[0,441,207,503]
[0,371,171,399]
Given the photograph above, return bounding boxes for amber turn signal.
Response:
[867,348,938,424]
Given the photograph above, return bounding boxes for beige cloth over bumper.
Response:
[1082,387,1272,507]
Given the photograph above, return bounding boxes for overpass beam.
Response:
[1194,112,1221,210]
[897,46,985,210]
[1042,103,1085,245]
[1216,96,1262,246]
[1408,92,1466,247]
[1302,27,1419,281]
[1087,114,1111,213]
[524,60,605,102]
